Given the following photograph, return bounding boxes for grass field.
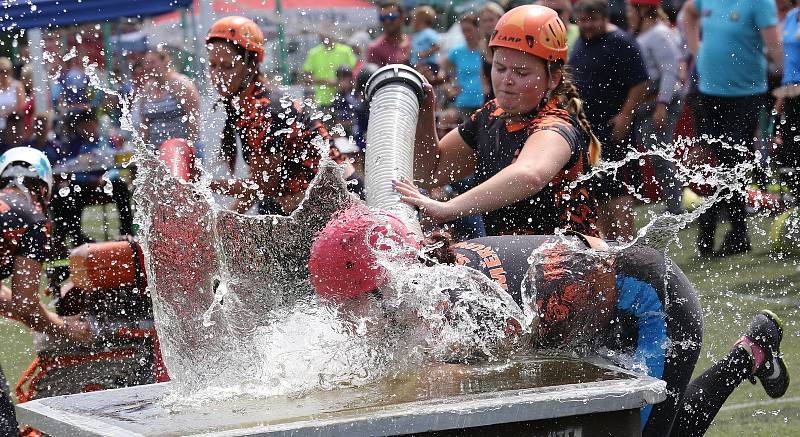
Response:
[1,205,798,435]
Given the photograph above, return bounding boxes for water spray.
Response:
[363,64,426,237]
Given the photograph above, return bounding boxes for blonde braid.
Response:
[552,68,602,166]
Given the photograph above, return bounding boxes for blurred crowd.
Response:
[294,0,795,256]
[0,0,795,254]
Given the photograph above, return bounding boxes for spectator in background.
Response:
[410,6,441,73]
[26,113,61,163]
[477,2,505,102]
[570,0,649,241]
[773,1,800,196]
[140,48,200,150]
[49,108,133,250]
[59,56,90,111]
[366,0,410,67]
[536,0,580,50]
[349,63,380,174]
[443,13,485,119]
[20,64,34,139]
[302,33,357,108]
[628,0,685,215]
[681,0,783,256]
[0,58,25,135]
[331,66,357,137]
[0,113,26,153]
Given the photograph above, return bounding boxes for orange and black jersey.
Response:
[0,189,48,280]
[235,83,346,196]
[458,99,599,237]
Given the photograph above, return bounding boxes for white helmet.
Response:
[0,147,53,200]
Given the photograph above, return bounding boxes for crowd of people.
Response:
[0,0,797,435]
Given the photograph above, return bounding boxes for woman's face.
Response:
[491,47,559,116]
[478,10,501,38]
[461,21,480,45]
[145,52,168,78]
[207,41,250,98]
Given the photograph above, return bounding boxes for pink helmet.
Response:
[309,205,419,300]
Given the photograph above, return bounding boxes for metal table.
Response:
[16,355,665,437]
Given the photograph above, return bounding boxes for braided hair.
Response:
[548,64,603,166]
[209,39,264,173]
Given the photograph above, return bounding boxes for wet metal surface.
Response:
[16,355,666,436]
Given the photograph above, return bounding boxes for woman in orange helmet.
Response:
[395,5,602,238]
[205,16,359,214]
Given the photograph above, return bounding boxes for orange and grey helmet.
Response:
[206,16,265,63]
[489,5,568,65]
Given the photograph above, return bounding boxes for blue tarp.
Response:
[0,0,193,31]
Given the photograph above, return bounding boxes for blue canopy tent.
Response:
[0,0,199,111]
[0,0,192,30]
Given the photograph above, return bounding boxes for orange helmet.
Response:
[489,5,568,64]
[206,16,265,63]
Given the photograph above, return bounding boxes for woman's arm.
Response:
[680,1,701,57]
[398,129,571,222]
[413,84,476,189]
[9,256,91,342]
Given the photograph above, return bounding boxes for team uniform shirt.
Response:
[0,189,48,280]
[448,45,484,110]
[450,235,700,433]
[235,83,345,197]
[302,43,357,107]
[782,8,800,86]
[458,99,599,237]
[694,0,778,96]
[569,28,649,154]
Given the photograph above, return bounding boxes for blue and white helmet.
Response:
[0,147,54,200]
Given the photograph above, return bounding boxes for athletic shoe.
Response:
[742,310,790,398]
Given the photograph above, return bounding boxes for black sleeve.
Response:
[457,110,481,150]
[17,221,48,262]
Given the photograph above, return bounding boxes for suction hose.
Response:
[364,64,426,237]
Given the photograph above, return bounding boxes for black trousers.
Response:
[671,347,753,436]
[694,93,765,248]
[775,96,800,195]
[50,177,134,248]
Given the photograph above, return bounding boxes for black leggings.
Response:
[671,347,752,436]
[0,365,18,436]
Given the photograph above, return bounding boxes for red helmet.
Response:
[489,5,568,64]
[206,16,265,63]
[628,0,662,6]
[308,205,420,301]
[526,243,617,349]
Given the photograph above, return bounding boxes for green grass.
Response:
[637,209,800,436]
[1,205,798,435]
